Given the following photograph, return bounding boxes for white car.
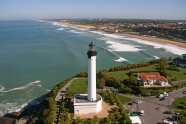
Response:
[140,110,144,116]
[183,91,186,94]
[134,100,143,104]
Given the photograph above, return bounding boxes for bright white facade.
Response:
[74,94,102,115]
[88,56,96,101]
[74,42,102,115]
[137,72,168,86]
[130,116,142,124]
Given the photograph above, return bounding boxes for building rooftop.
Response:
[137,72,160,76]
[74,94,102,103]
[141,76,167,82]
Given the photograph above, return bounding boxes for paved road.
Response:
[55,78,78,101]
[122,87,186,124]
[54,78,78,124]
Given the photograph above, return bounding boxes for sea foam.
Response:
[0,85,5,92]
[57,28,64,30]
[69,30,83,34]
[51,22,186,56]
[0,80,41,93]
[90,30,186,55]
[115,57,127,62]
[106,40,141,52]
[153,56,160,60]
[51,22,69,28]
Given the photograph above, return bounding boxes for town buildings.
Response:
[172,54,186,68]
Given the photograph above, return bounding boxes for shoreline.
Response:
[57,21,186,49]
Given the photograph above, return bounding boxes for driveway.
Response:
[122,87,186,124]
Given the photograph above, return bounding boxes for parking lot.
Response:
[123,87,186,124]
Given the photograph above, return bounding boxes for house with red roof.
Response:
[137,72,168,86]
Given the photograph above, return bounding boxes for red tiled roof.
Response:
[137,72,160,76]
[141,76,167,82]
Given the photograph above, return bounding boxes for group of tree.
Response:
[177,111,186,124]
[29,78,72,124]
[169,65,180,71]
[109,61,151,72]
[59,98,73,124]
[98,90,131,124]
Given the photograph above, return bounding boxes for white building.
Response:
[137,72,168,86]
[172,54,186,68]
[74,42,102,115]
[129,116,142,124]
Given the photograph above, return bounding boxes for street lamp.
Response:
[177,113,179,122]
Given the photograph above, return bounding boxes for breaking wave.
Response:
[153,56,160,59]
[69,30,83,34]
[90,30,186,55]
[0,80,41,93]
[0,85,5,92]
[106,40,141,52]
[57,28,64,30]
[96,45,128,63]
[0,102,28,116]
[131,38,186,55]
[115,57,127,62]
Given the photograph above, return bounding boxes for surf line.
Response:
[0,80,41,93]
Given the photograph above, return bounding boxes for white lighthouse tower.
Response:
[87,42,97,101]
[73,42,102,115]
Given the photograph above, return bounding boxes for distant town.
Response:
[61,19,186,43]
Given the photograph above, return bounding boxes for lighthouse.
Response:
[73,42,102,115]
[87,42,97,101]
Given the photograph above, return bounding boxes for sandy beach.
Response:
[58,21,186,49]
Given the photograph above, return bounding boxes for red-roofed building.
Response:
[137,72,168,86]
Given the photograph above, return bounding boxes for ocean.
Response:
[0,20,185,116]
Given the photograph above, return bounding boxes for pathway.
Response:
[54,77,86,124]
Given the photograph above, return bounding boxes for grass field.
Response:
[108,65,186,82]
[69,78,88,94]
[108,65,158,80]
[118,95,132,104]
[172,96,186,110]
[166,68,186,81]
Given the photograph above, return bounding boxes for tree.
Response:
[106,117,111,124]
[109,113,115,122]
[168,57,172,61]
[158,58,168,70]
[106,77,120,87]
[97,78,105,88]
[92,115,99,124]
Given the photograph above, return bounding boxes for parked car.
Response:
[183,91,186,94]
[164,111,171,114]
[133,100,143,104]
[164,92,168,97]
[140,110,144,116]
[157,94,164,98]
[160,97,165,101]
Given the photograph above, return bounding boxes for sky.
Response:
[0,0,186,20]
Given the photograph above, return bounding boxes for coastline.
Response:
[58,21,186,49]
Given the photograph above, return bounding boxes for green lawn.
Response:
[69,79,88,94]
[108,65,158,80]
[108,65,186,82]
[166,69,186,81]
[118,95,132,104]
[172,96,186,110]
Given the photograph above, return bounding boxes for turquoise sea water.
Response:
[0,20,185,116]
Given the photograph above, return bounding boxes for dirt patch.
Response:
[74,101,116,119]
